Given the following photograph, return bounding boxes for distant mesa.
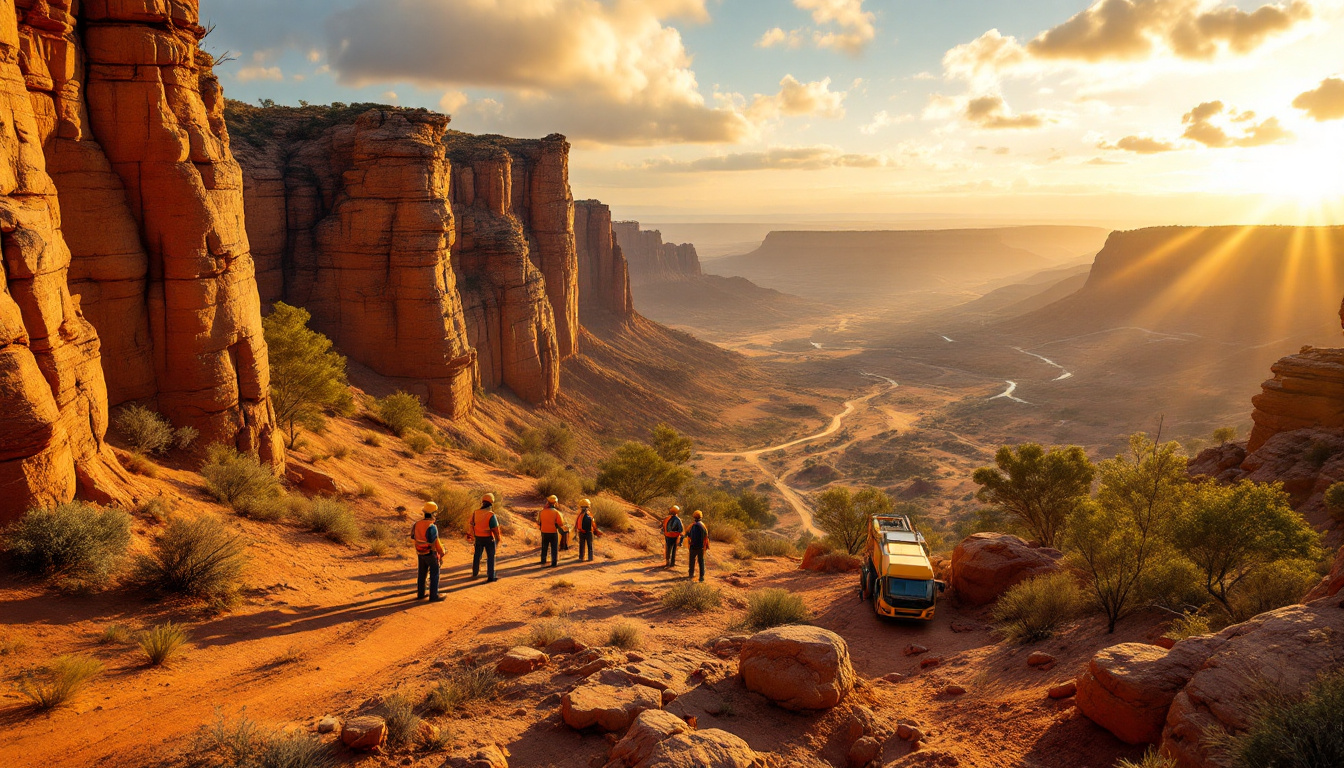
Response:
[613,221,703,284]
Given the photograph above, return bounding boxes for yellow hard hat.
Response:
[423,501,439,515]
[482,492,496,503]
[547,495,559,504]
[693,510,703,519]
[669,505,681,513]
[579,499,592,508]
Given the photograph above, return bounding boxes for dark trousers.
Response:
[540,532,559,566]
[472,537,496,579]
[664,537,679,566]
[688,546,705,581]
[577,531,594,561]
[417,553,440,598]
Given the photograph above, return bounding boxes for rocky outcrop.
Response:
[949,533,1063,606]
[605,710,759,768]
[1304,546,1344,600]
[1248,348,1344,452]
[233,108,477,415]
[10,0,281,468]
[612,221,701,285]
[575,200,633,323]
[561,682,662,732]
[1076,639,1225,745]
[739,625,854,711]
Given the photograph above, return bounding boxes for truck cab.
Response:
[860,514,945,620]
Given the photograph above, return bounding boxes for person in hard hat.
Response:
[661,505,685,568]
[537,495,565,568]
[574,499,603,562]
[411,502,446,601]
[468,493,502,582]
[684,510,710,583]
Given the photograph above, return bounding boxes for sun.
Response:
[1203,134,1344,223]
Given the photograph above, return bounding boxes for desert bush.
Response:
[662,582,721,613]
[550,578,575,591]
[535,470,584,504]
[1163,612,1212,643]
[992,572,1084,643]
[265,301,353,448]
[1139,555,1207,614]
[121,450,159,477]
[233,493,290,523]
[298,498,359,545]
[524,618,570,648]
[597,442,693,505]
[361,431,382,447]
[98,623,130,645]
[707,520,743,545]
[745,588,810,629]
[139,621,189,666]
[137,496,174,524]
[1232,670,1344,768]
[380,692,422,748]
[190,708,334,768]
[466,441,504,465]
[1305,439,1338,466]
[425,665,500,713]
[377,392,427,436]
[16,654,103,709]
[591,498,631,532]
[201,444,282,511]
[365,523,397,557]
[1325,482,1344,522]
[403,430,434,454]
[605,621,643,650]
[813,486,892,554]
[518,423,576,461]
[419,484,476,534]
[134,515,247,600]
[330,445,351,460]
[651,424,693,464]
[4,502,131,585]
[742,534,797,558]
[973,444,1096,549]
[514,451,560,478]
[800,541,862,573]
[113,404,174,454]
[357,482,378,499]
[1116,749,1177,768]
[1227,558,1320,621]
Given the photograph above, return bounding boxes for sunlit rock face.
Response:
[575,200,634,324]
[612,221,702,285]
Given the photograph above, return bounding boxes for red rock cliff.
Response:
[611,220,701,285]
[574,199,633,323]
[1,0,134,521]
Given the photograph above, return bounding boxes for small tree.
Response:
[651,423,693,464]
[263,302,353,447]
[1175,480,1319,618]
[813,486,891,555]
[973,443,1094,548]
[597,442,692,505]
[1212,426,1238,445]
[377,391,427,437]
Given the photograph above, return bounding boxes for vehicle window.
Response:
[885,578,933,600]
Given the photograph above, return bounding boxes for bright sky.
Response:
[209,0,1344,227]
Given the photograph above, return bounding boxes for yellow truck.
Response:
[859,514,945,620]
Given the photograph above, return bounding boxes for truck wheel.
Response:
[859,568,870,601]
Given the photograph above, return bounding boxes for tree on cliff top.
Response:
[973,443,1095,549]
[263,302,353,447]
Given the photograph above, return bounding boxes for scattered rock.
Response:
[948,533,1063,606]
[661,690,678,705]
[608,710,688,766]
[626,652,646,663]
[317,716,338,734]
[546,637,587,655]
[1154,637,1176,650]
[897,723,924,742]
[739,625,855,711]
[919,657,943,669]
[709,635,747,658]
[497,647,549,675]
[416,721,441,742]
[286,464,342,496]
[562,683,662,732]
[843,704,876,743]
[1027,652,1056,667]
[1048,681,1077,699]
[459,744,510,768]
[1076,640,1221,744]
[606,710,760,768]
[846,737,882,768]
[903,644,929,656]
[881,673,906,684]
[942,685,966,696]
[949,620,982,633]
[340,716,387,751]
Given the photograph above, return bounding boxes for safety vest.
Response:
[539,506,562,534]
[577,511,594,534]
[471,508,496,537]
[412,519,443,557]
[663,515,683,538]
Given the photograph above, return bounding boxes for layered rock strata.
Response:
[1248,347,1344,451]
[612,220,701,284]
[574,200,633,323]
[13,0,281,466]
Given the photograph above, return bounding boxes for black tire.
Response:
[859,565,871,601]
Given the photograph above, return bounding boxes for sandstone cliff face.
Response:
[234,109,477,416]
[1,0,132,521]
[574,200,633,323]
[10,0,281,467]
[1248,347,1344,451]
[612,221,701,285]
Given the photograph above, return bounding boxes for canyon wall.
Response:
[574,200,633,323]
[612,221,701,285]
[12,0,281,470]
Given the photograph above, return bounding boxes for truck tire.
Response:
[859,566,871,601]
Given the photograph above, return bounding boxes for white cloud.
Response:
[860,110,910,134]
[747,75,848,121]
[758,27,803,49]
[382,91,399,103]
[1181,100,1293,147]
[644,146,890,172]
[439,91,470,113]
[1293,76,1344,121]
[797,0,877,54]
[236,65,283,82]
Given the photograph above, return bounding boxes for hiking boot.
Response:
[428,596,445,603]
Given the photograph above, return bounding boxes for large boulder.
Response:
[949,533,1063,606]
[1304,544,1344,601]
[605,710,758,768]
[1076,640,1223,745]
[562,682,662,732]
[1162,598,1344,767]
[497,646,549,675]
[739,625,854,711]
[340,715,387,751]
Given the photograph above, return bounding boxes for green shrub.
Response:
[514,451,560,478]
[597,442,693,505]
[361,431,382,447]
[233,493,289,522]
[134,515,247,600]
[380,692,421,748]
[1228,558,1320,621]
[257,732,334,768]
[16,654,103,709]
[662,582,722,613]
[707,520,743,545]
[605,621,643,650]
[113,404,174,454]
[137,496,174,524]
[377,391,427,436]
[745,588,810,629]
[4,502,131,585]
[298,499,359,545]
[139,621,189,666]
[404,430,434,454]
[419,484,477,534]
[1163,612,1212,643]
[519,423,576,461]
[743,533,796,558]
[992,572,1084,643]
[535,470,583,504]
[1326,482,1344,522]
[98,623,130,645]
[1232,670,1344,768]
[1305,439,1338,466]
[591,498,631,532]
[1116,748,1177,768]
[201,444,282,511]
[425,665,500,713]
[524,618,570,648]
[466,441,504,465]
[190,709,334,768]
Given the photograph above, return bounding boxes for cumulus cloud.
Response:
[236,65,283,82]
[645,146,889,172]
[758,27,804,49]
[963,95,1050,129]
[1293,77,1344,121]
[1181,100,1293,147]
[860,110,911,135]
[759,0,876,56]
[1098,135,1178,153]
[747,76,848,120]
[944,0,1313,84]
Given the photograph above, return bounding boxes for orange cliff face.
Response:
[12,0,281,468]
[612,220,702,285]
[575,200,634,324]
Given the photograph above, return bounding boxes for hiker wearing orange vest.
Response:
[411,502,446,602]
[685,510,710,583]
[574,499,603,562]
[467,493,502,582]
[662,505,685,568]
[537,495,566,568]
